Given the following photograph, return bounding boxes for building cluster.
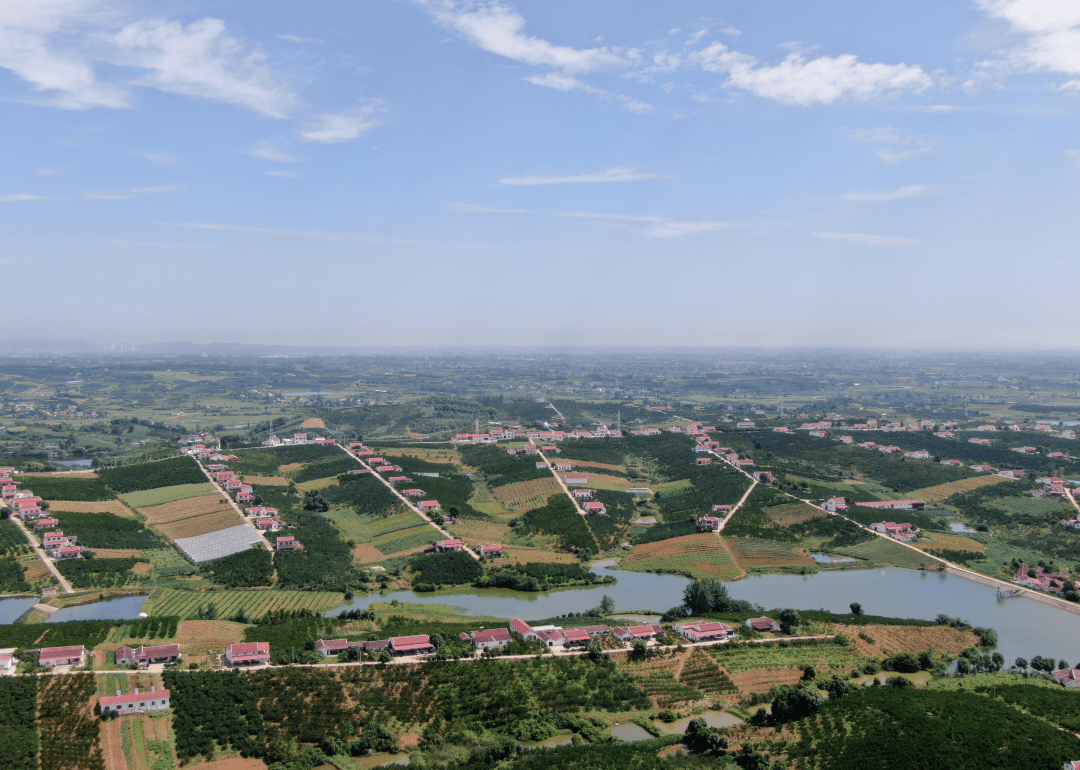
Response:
[262,433,337,448]
[868,521,921,542]
[1015,564,1080,594]
[213,469,256,504]
[452,424,622,444]
[2,469,86,559]
[178,433,236,462]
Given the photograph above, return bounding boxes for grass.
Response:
[835,537,943,569]
[620,533,743,579]
[296,477,339,492]
[990,496,1074,516]
[908,475,1012,502]
[373,526,442,555]
[364,511,427,537]
[143,548,197,575]
[122,483,216,509]
[651,479,692,495]
[726,537,818,569]
[148,588,343,619]
[48,500,134,516]
[322,509,374,543]
[910,531,986,553]
[765,503,825,527]
[492,477,563,512]
[710,639,863,674]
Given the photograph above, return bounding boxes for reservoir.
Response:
[0,597,37,624]
[329,563,1080,665]
[46,595,148,623]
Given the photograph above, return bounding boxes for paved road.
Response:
[337,446,479,560]
[197,463,274,551]
[10,515,74,594]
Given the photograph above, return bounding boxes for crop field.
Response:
[571,472,632,490]
[322,509,373,543]
[990,496,1074,516]
[566,460,627,473]
[242,475,288,486]
[836,537,942,569]
[822,623,978,658]
[122,483,216,509]
[295,477,338,492]
[652,478,692,495]
[711,640,862,675]
[614,652,705,708]
[379,447,461,464]
[300,417,326,429]
[445,517,512,544]
[365,511,428,537]
[908,475,1013,502]
[765,503,825,527]
[728,667,805,694]
[162,512,251,542]
[139,495,231,525]
[910,531,986,553]
[143,548,196,575]
[620,534,743,579]
[150,589,343,619]
[467,482,510,516]
[352,543,386,562]
[373,525,442,555]
[177,620,247,652]
[21,553,52,581]
[676,649,739,698]
[725,537,818,568]
[39,673,104,770]
[492,477,562,512]
[500,545,578,564]
[48,500,133,516]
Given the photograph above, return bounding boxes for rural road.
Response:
[337,445,479,560]
[532,438,584,515]
[198,463,275,551]
[10,515,74,594]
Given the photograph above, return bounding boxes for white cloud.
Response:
[301,101,386,143]
[556,210,729,238]
[264,170,298,178]
[109,17,298,117]
[249,140,297,163]
[278,34,322,44]
[840,184,934,202]
[168,221,488,248]
[618,95,653,112]
[138,152,178,165]
[911,104,962,112]
[500,166,670,185]
[1066,149,1080,168]
[0,0,130,110]
[130,184,181,194]
[425,0,626,73]
[525,72,600,92]
[977,0,1080,78]
[721,27,742,37]
[848,127,935,164]
[0,193,50,202]
[447,202,536,213]
[1059,79,1080,91]
[82,191,130,200]
[685,29,708,46]
[812,231,919,246]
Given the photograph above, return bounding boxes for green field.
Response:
[373,526,442,555]
[148,588,344,619]
[836,537,943,569]
[365,511,428,537]
[122,483,217,509]
[322,509,374,543]
[710,639,863,673]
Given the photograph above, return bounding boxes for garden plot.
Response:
[48,500,133,516]
[620,533,742,579]
[139,494,243,540]
[174,523,264,563]
[492,477,562,512]
[726,538,818,569]
[122,482,216,509]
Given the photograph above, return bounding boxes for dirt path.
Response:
[100,717,128,770]
[336,446,478,560]
[196,463,274,551]
[10,516,73,593]
[1066,489,1080,517]
[716,476,758,532]
[531,438,584,515]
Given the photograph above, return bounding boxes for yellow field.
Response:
[297,477,339,492]
[565,472,631,490]
[500,546,578,565]
[301,417,327,429]
[726,538,817,568]
[244,475,288,486]
[909,475,1013,502]
[140,495,244,540]
[49,500,134,516]
[621,534,743,579]
[910,531,986,553]
[380,447,461,464]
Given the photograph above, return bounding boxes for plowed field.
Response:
[912,531,985,553]
[729,668,804,694]
[49,500,133,516]
[352,543,385,563]
[726,538,817,568]
[243,475,288,486]
[141,495,230,524]
[621,534,742,579]
[765,503,824,527]
[822,623,979,657]
[565,460,627,473]
[301,417,327,429]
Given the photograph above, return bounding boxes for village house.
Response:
[673,621,737,642]
[553,461,573,472]
[224,642,271,666]
[476,543,502,557]
[255,517,282,531]
[856,500,926,510]
[969,438,993,446]
[0,650,16,671]
[314,639,361,657]
[940,459,964,467]
[50,545,84,559]
[461,628,512,650]
[1012,446,1039,454]
[564,473,589,486]
[33,518,59,531]
[998,470,1027,479]
[388,476,413,483]
[696,457,712,466]
[1055,669,1080,689]
[869,522,919,541]
[752,471,776,483]
[1060,519,1080,531]
[99,686,171,714]
[737,459,756,468]
[696,515,721,532]
[390,635,436,656]
[1015,564,1078,593]
[38,645,85,667]
[275,536,303,551]
[711,504,732,515]
[613,625,664,643]
[402,488,426,498]
[435,539,463,552]
[115,644,181,667]
[535,462,548,470]
[903,450,931,460]
[823,497,851,512]
[419,500,442,512]
[970,464,996,472]
[582,501,607,514]
[246,506,278,518]
[572,488,596,499]
[347,468,371,475]
[746,616,782,632]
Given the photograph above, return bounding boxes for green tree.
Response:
[771,683,825,723]
[599,594,616,614]
[266,735,297,764]
[801,665,817,681]
[849,602,863,616]
[779,608,801,633]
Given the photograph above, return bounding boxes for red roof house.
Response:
[224,642,270,666]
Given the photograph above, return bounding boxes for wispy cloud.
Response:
[249,140,297,163]
[813,231,919,246]
[974,0,1080,84]
[130,184,182,194]
[0,193,50,202]
[910,104,962,112]
[840,184,934,202]
[500,166,670,185]
[848,127,934,164]
[138,152,178,165]
[1066,149,1080,169]
[525,72,602,93]
[167,221,489,248]
[447,202,537,214]
[83,191,131,200]
[278,34,322,44]
[556,210,730,238]
[264,170,298,178]
[301,100,387,143]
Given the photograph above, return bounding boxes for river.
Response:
[328,563,1080,665]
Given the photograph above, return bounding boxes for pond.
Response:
[0,597,38,624]
[809,553,856,564]
[949,523,979,534]
[53,459,93,467]
[47,595,148,624]
[609,723,654,742]
[654,710,743,734]
[330,563,1080,665]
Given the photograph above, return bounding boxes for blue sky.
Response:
[2,0,1079,349]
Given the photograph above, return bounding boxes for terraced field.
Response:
[909,475,1013,502]
[122,483,217,509]
[836,537,943,569]
[620,533,742,579]
[149,589,343,619]
[725,537,817,568]
[491,477,562,512]
[765,503,825,527]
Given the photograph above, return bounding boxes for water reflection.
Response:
[47,595,147,623]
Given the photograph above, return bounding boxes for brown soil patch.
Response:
[50,500,133,516]
[23,471,99,478]
[564,460,627,473]
[101,718,128,770]
[381,449,458,464]
[21,556,50,581]
[157,511,244,540]
[188,758,265,770]
[726,539,817,568]
[279,463,303,472]
[729,668,804,693]
[244,475,288,486]
[301,417,327,430]
[909,474,1012,502]
[445,518,511,543]
[131,562,153,575]
[825,623,980,657]
[178,620,246,651]
[577,472,632,488]
[140,495,229,525]
[352,543,386,563]
[88,548,143,559]
[501,546,577,565]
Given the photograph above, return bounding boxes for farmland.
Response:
[46,500,133,516]
[38,673,103,770]
[492,477,562,512]
[836,537,944,569]
[13,475,112,501]
[121,483,216,509]
[138,495,240,540]
[908,475,1013,502]
[372,525,442,555]
[765,502,825,527]
[148,588,343,619]
[910,531,986,554]
[726,537,818,569]
[99,457,206,493]
[620,533,743,579]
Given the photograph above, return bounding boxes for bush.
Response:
[516,495,598,553]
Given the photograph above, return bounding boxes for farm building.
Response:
[390,635,435,655]
[673,621,737,642]
[419,500,442,511]
[583,501,607,514]
[746,616,782,632]
[436,539,463,552]
[315,639,360,657]
[276,536,303,551]
[38,645,85,667]
[1055,669,1080,689]
[402,489,426,497]
[224,642,270,666]
[476,543,502,557]
[695,457,712,466]
[461,628,512,650]
[564,474,589,485]
[696,516,721,532]
[99,687,170,714]
[115,644,181,667]
[612,624,663,642]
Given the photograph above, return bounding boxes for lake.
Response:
[329,563,1080,665]
[53,459,93,467]
[47,595,148,623]
[0,597,37,624]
